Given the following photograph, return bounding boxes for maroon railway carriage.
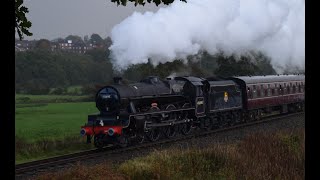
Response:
[231,75,305,119]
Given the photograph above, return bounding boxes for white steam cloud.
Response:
[109,0,305,72]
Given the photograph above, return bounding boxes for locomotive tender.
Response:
[80,74,305,148]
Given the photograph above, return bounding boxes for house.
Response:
[15,39,36,51]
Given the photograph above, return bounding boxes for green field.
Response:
[16,102,97,142]
[15,99,99,163]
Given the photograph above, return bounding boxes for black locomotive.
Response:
[80,74,305,148]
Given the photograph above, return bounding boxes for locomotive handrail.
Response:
[129,107,195,117]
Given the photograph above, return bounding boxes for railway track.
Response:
[15,112,304,178]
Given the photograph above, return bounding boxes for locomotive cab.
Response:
[174,76,206,117]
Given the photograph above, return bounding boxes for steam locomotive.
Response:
[80,74,305,148]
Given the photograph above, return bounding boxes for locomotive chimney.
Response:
[113,77,122,84]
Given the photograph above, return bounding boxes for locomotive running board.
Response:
[123,107,195,129]
[132,107,195,116]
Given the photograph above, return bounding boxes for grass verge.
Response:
[16,135,94,164]
[34,128,305,180]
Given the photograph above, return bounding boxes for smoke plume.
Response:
[109,0,305,72]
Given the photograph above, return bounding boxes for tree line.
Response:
[16,40,278,95]
[15,49,113,94]
[120,51,277,82]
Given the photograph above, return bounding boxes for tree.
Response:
[103,37,113,48]
[34,39,51,50]
[111,0,186,6]
[65,35,84,44]
[214,51,276,77]
[52,38,65,43]
[85,48,110,63]
[15,50,114,94]
[282,64,305,74]
[90,33,103,46]
[84,35,89,43]
[252,51,277,75]
[15,0,32,40]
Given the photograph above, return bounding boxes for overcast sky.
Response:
[22,0,163,40]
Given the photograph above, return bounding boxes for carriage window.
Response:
[301,82,304,92]
[274,84,278,96]
[272,84,276,95]
[252,85,257,98]
[289,83,293,94]
[247,87,252,99]
[267,84,272,96]
[293,83,296,93]
[288,83,291,94]
[283,83,287,94]
[260,85,264,97]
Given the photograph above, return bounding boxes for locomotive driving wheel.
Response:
[135,134,145,144]
[146,106,161,142]
[180,103,192,135]
[163,104,178,138]
[181,122,192,135]
[164,125,178,138]
[146,122,161,142]
[147,127,161,142]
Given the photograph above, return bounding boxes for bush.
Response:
[16,97,31,103]
[50,87,65,95]
[17,80,50,95]
[81,84,99,96]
